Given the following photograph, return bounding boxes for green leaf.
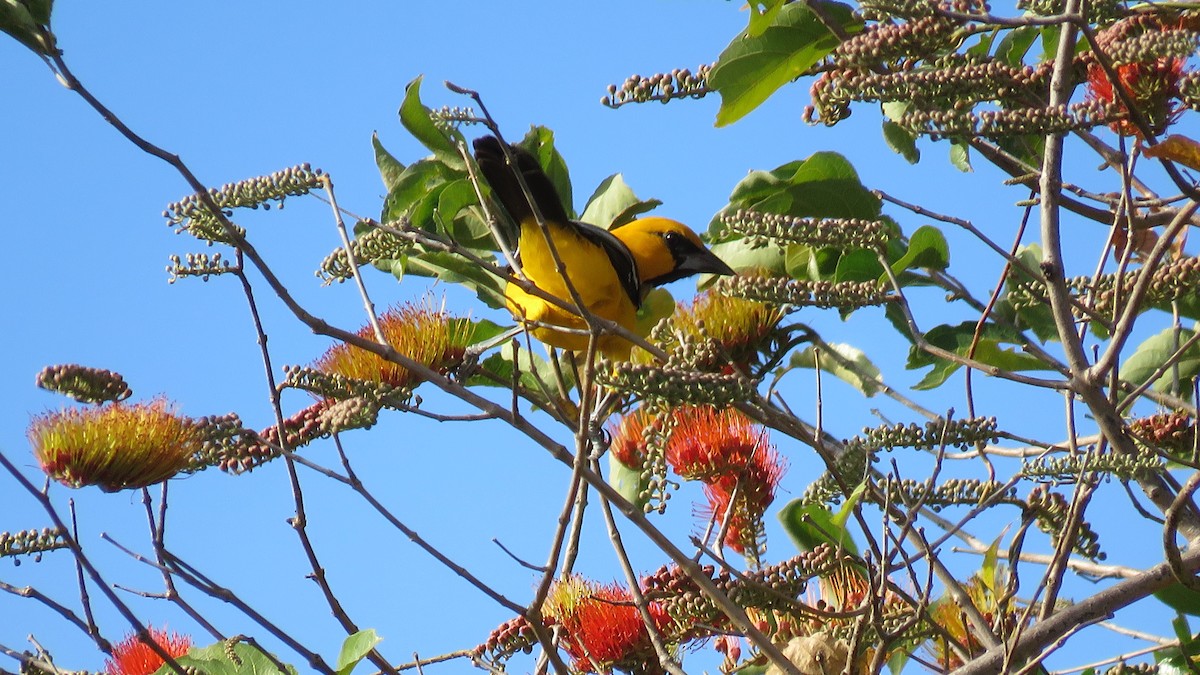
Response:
[908,321,1052,390]
[471,341,576,403]
[381,158,458,224]
[0,0,54,56]
[710,0,861,126]
[1122,326,1200,400]
[747,0,785,36]
[608,451,648,509]
[882,120,920,164]
[154,641,298,675]
[1156,582,1200,617]
[949,139,973,172]
[889,225,949,275]
[518,126,574,219]
[436,179,491,248]
[635,287,676,337]
[778,498,859,555]
[372,133,406,194]
[336,629,382,675]
[457,318,511,348]
[402,251,506,309]
[398,75,465,170]
[1003,243,1058,342]
[995,25,1039,67]
[581,174,662,230]
[788,343,883,397]
[708,238,788,276]
[834,248,884,282]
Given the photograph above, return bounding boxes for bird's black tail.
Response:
[473,136,570,227]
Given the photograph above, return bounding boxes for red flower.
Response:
[608,408,653,469]
[1086,57,1185,137]
[105,627,191,675]
[545,576,671,674]
[665,406,770,482]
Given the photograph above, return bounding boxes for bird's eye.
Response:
[662,231,681,243]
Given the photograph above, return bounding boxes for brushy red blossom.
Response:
[314,302,474,390]
[104,627,191,675]
[28,399,199,492]
[609,407,653,469]
[665,406,770,482]
[545,576,672,674]
[1087,58,1185,136]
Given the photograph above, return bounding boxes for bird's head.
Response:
[612,217,736,287]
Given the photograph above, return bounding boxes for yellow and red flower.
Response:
[544,576,672,674]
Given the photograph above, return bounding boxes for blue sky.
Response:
[1,2,1190,673]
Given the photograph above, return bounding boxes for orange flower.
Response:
[608,408,654,469]
[105,627,191,675]
[665,406,769,482]
[545,576,671,674]
[1086,58,1185,137]
[314,302,474,390]
[28,400,199,491]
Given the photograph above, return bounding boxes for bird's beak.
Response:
[677,247,736,277]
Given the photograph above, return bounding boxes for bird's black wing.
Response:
[473,136,571,226]
[570,219,642,308]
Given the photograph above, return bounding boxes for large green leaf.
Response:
[380,158,458,224]
[372,133,406,194]
[398,76,466,170]
[436,179,492,248]
[400,251,506,309]
[889,225,950,275]
[710,0,861,126]
[580,174,662,230]
[708,237,788,276]
[154,641,298,675]
[336,629,382,675]
[908,321,1053,390]
[1122,325,1200,401]
[788,343,883,397]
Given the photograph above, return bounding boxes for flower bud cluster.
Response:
[719,209,892,250]
[1130,410,1197,454]
[811,58,1038,125]
[714,275,892,310]
[848,416,999,454]
[599,362,756,406]
[164,164,323,244]
[1181,70,1200,111]
[895,100,1114,138]
[1027,486,1104,560]
[803,444,876,505]
[189,403,337,474]
[1017,0,1121,23]
[859,0,987,20]
[36,364,132,404]
[319,225,412,283]
[475,615,538,666]
[1021,447,1162,482]
[1103,27,1200,65]
[878,476,1019,511]
[284,365,413,407]
[167,252,233,283]
[603,65,713,108]
[0,527,67,558]
[431,105,478,130]
[1009,256,1200,317]
[831,16,959,70]
[318,396,382,434]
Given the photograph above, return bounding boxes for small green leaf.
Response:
[635,287,676,337]
[1122,326,1200,400]
[710,0,861,126]
[949,139,973,172]
[788,343,883,397]
[889,225,950,275]
[908,321,1052,390]
[518,127,574,219]
[471,341,576,403]
[882,120,920,164]
[372,133,406,194]
[995,25,1039,66]
[608,451,648,508]
[403,251,506,309]
[436,179,491,247]
[380,158,458,224]
[581,174,661,230]
[0,0,53,56]
[834,248,884,283]
[336,629,382,675]
[398,76,465,170]
[1156,582,1200,617]
[778,498,859,555]
[708,238,788,276]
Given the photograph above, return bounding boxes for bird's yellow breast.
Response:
[505,220,638,358]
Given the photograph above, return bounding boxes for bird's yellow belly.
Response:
[505,222,637,358]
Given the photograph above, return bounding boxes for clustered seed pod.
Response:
[1009,255,1200,317]
[719,210,892,251]
[318,222,414,283]
[163,164,324,244]
[803,443,877,505]
[0,527,67,558]
[167,252,233,283]
[1018,0,1121,23]
[317,396,381,434]
[1129,410,1197,455]
[35,364,132,405]
[714,275,893,310]
[284,365,413,407]
[599,362,756,406]
[1027,486,1105,560]
[1022,445,1163,482]
[603,65,713,108]
[849,416,1000,454]
[474,616,539,666]
[896,100,1116,139]
[431,105,478,130]
[877,476,1020,511]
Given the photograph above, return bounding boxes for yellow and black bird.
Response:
[473,135,735,359]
